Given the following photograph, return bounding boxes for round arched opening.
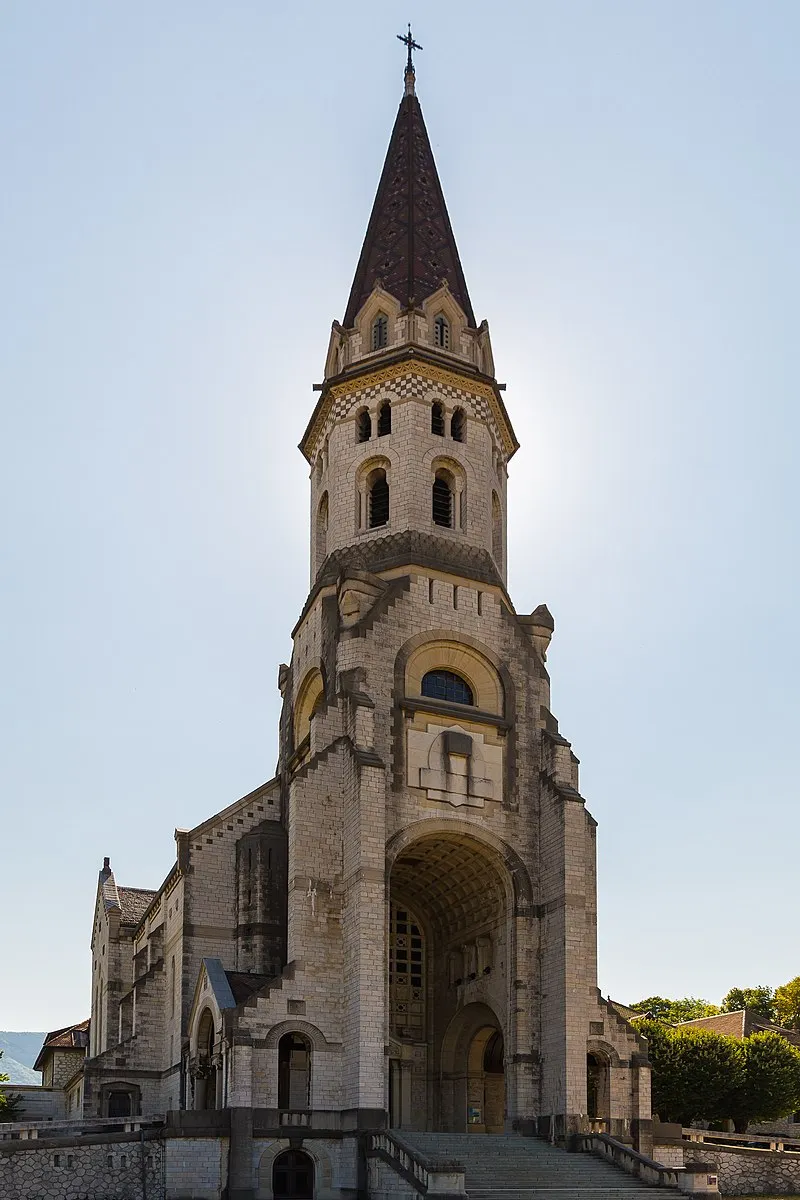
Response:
[194,1009,217,1111]
[587,1051,611,1123]
[388,832,510,1132]
[273,1148,314,1200]
[278,1032,312,1111]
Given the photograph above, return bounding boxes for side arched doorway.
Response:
[273,1149,314,1200]
[194,1008,218,1111]
[388,830,512,1133]
[441,1003,505,1134]
[587,1051,611,1127]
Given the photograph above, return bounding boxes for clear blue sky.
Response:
[2,2,798,1032]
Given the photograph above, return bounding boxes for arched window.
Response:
[356,408,372,443]
[431,401,445,436]
[294,669,324,748]
[278,1033,311,1110]
[433,313,450,349]
[372,312,388,351]
[491,492,502,567]
[451,407,465,442]
[421,669,474,706]
[368,469,389,528]
[316,493,328,568]
[273,1148,314,1200]
[432,471,453,528]
[378,401,391,436]
[195,1009,217,1111]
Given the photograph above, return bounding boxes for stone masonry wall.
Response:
[684,1143,800,1195]
[0,1135,164,1200]
[165,1135,228,1199]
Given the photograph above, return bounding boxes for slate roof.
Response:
[608,999,648,1022]
[225,971,275,1005]
[118,887,157,927]
[343,82,475,328]
[678,1009,800,1046]
[33,1019,90,1071]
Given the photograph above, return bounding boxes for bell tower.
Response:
[301,47,515,590]
[260,43,652,1146]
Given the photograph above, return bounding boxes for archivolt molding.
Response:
[386,818,534,908]
[189,1003,220,1058]
[262,1019,338,1052]
[257,1139,335,1199]
[294,667,325,748]
[429,454,467,485]
[404,637,503,716]
[352,452,395,487]
[440,1000,504,1077]
[587,1038,625,1068]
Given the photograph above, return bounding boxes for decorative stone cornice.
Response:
[300,351,518,462]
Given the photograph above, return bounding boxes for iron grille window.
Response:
[357,409,371,442]
[432,476,452,527]
[369,474,389,527]
[451,407,465,442]
[431,402,445,436]
[421,669,474,706]
[389,904,425,1039]
[434,314,450,349]
[372,314,388,350]
[378,402,391,436]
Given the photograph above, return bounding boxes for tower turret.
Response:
[301,67,517,589]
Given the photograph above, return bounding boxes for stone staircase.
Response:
[396,1133,665,1200]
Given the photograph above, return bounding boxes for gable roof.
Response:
[678,1008,800,1046]
[33,1019,90,1071]
[118,887,158,927]
[343,86,475,329]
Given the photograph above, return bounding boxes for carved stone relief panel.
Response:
[407,722,503,807]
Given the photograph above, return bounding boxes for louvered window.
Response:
[378,402,391,436]
[432,475,452,527]
[451,407,465,442]
[431,402,445,436]
[369,473,389,527]
[372,313,388,350]
[434,314,450,349]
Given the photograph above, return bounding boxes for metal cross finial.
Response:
[397,24,422,74]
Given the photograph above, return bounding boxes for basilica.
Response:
[74,47,651,1198]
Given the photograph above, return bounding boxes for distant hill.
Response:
[0,1033,44,1084]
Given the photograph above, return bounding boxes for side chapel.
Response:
[81,47,651,1173]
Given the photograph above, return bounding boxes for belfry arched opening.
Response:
[388,832,509,1132]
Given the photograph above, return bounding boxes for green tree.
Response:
[721,986,777,1022]
[728,1032,800,1133]
[637,1019,690,1123]
[631,996,720,1024]
[637,1019,744,1126]
[0,1051,22,1124]
[775,978,800,1031]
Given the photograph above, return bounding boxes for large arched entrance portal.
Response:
[388,829,510,1133]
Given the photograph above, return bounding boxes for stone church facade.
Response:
[76,54,651,1197]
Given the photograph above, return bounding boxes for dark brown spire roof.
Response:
[343,89,476,329]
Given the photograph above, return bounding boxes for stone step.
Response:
[393,1133,666,1195]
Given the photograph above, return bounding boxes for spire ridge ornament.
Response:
[397,24,422,94]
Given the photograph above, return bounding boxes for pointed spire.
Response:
[343,63,476,329]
